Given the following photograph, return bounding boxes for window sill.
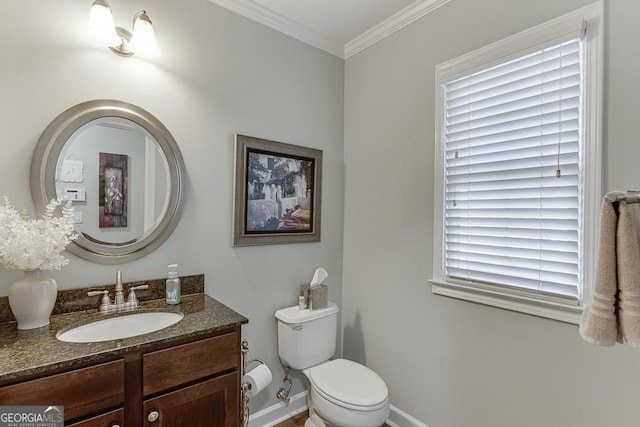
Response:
[429,279,582,324]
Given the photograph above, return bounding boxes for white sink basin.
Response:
[57,311,184,343]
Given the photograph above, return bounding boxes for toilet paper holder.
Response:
[241,339,265,376]
[241,339,270,427]
[242,358,267,391]
[241,340,267,390]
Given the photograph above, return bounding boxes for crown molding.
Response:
[208,0,344,58]
[345,0,452,58]
[208,0,451,59]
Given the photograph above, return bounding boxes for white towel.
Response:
[579,200,618,346]
[616,202,640,346]
[579,199,640,346]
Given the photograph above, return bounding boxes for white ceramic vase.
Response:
[8,270,57,330]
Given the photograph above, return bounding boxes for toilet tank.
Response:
[275,302,338,370]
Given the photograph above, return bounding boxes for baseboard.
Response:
[248,391,309,427]
[248,392,428,427]
[387,404,429,427]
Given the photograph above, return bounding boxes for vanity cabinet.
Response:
[0,329,241,427]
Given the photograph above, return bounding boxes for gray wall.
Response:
[343,0,640,426]
[0,0,344,413]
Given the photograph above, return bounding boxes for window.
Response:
[431,3,603,323]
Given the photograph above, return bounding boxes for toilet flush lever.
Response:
[291,324,303,331]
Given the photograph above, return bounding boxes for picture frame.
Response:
[233,134,322,246]
[99,152,128,228]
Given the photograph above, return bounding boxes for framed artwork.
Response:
[233,134,323,246]
[99,152,128,228]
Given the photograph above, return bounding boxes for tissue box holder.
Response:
[300,284,328,310]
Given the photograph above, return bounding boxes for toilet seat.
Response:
[306,359,388,411]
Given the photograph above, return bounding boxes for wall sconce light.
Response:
[87,0,161,58]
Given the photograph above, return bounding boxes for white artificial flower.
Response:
[0,197,78,271]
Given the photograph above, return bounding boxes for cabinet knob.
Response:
[148,411,159,422]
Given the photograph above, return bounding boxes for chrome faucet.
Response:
[87,271,149,313]
[114,271,125,306]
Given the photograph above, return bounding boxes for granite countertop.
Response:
[0,293,248,384]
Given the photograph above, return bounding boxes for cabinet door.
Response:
[66,408,124,427]
[143,371,238,427]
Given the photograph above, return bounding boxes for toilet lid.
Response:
[307,359,388,410]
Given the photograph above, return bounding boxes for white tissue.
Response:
[310,267,328,288]
[242,363,272,398]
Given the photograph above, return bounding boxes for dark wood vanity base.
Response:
[0,293,248,426]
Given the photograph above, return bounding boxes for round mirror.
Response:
[31,100,186,264]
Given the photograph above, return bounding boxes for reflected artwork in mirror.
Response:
[31,100,186,264]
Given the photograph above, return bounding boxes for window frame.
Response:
[430,2,603,324]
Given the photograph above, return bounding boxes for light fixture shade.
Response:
[87,0,121,47]
[128,11,161,58]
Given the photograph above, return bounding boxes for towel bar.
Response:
[604,190,640,204]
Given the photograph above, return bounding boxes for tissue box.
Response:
[300,284,328,309]
[310,284,328,310]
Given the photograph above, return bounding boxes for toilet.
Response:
[275,302,390,427]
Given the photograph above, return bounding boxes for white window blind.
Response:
[442,37,584,303]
